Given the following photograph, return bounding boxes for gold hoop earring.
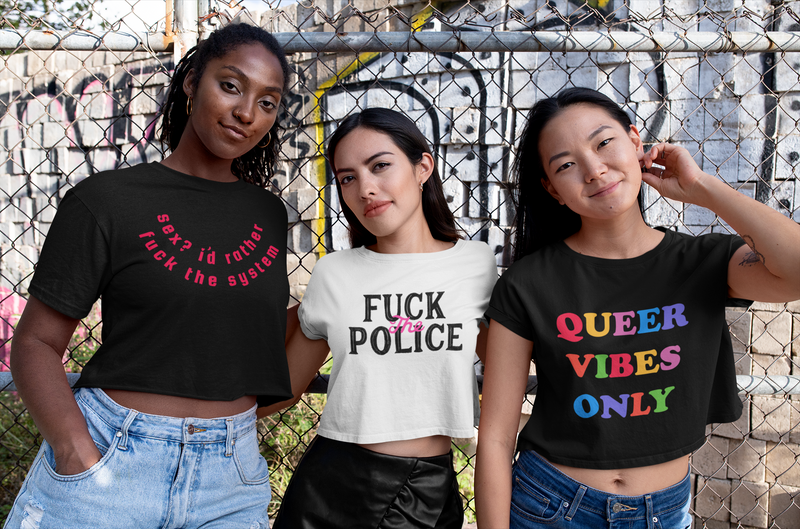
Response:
[258,132,272,149]
[186,97,193,116]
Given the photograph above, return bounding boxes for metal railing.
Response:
[3,372,800,395]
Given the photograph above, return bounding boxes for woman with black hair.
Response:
[475,87,800,529]
[5,23,292,528]
[264,108,497,529]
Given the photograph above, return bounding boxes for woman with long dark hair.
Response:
[475,87,800,529]
[263,108,497,529]
[5,23,292,528]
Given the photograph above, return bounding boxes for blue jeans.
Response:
[4,387,271,529]
[510,450,692,529]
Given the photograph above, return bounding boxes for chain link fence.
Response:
[1,0,800,526]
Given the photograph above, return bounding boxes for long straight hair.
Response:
[327,108,460,249]
[512,87,643,260]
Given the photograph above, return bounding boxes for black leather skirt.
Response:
[272,435,464,529]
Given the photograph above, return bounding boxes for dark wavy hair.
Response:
[158,23,290,188]
[327,108,460,249]
[513,87,642,260]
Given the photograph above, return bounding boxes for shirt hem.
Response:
[318,426,475,444]
[708,402,743,424]
[519,436,707,470]
[72,380,293,407]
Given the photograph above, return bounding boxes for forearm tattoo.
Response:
[739,235,766,267]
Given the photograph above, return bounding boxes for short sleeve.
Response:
[28,190,111,319]
[725,234,753,308]
[475,243,500,326]
[728,234,747,259]
[484,268,535,341]
[297,261,329,341]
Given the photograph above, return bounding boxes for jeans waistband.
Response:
[75,387,257,452]
[515,450,690,522]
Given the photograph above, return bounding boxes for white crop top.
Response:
[298,239,497,443]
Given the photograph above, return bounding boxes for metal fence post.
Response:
[174,0,199,62]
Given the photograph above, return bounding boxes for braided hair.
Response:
[159,23,290,188]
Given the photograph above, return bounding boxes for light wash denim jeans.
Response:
[4,387,271,529]
[510,450,692,529]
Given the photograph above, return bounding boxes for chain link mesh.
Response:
[1,0,799,526]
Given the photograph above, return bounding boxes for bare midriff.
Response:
[104,389,256,419]
[549,454,690,495]
[359,435,452,458]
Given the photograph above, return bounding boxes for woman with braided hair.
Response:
[5,23,292,528]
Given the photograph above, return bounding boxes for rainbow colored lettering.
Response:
[557,304,688,420]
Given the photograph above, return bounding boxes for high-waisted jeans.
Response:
[4,387,271,529]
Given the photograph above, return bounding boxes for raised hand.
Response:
[640,143,709,206]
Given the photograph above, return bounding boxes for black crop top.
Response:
[486,230,747,469]
[29,163,292,406]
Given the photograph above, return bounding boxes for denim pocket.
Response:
[40,431,121,482]
[510,463,567,525]
[233,427,270,485]
[37,394,124,481]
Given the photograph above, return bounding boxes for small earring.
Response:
[419,182,424,190]
[258,132,272,149]
[186,97,193,116]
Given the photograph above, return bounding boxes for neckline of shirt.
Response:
[554,228,675,267]
[353,238,466,262]
[150,162,249,191]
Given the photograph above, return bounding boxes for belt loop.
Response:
[117,409,138,451]
[564,485,587,521]
[645,494,655,529]
[225,418,234,457]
